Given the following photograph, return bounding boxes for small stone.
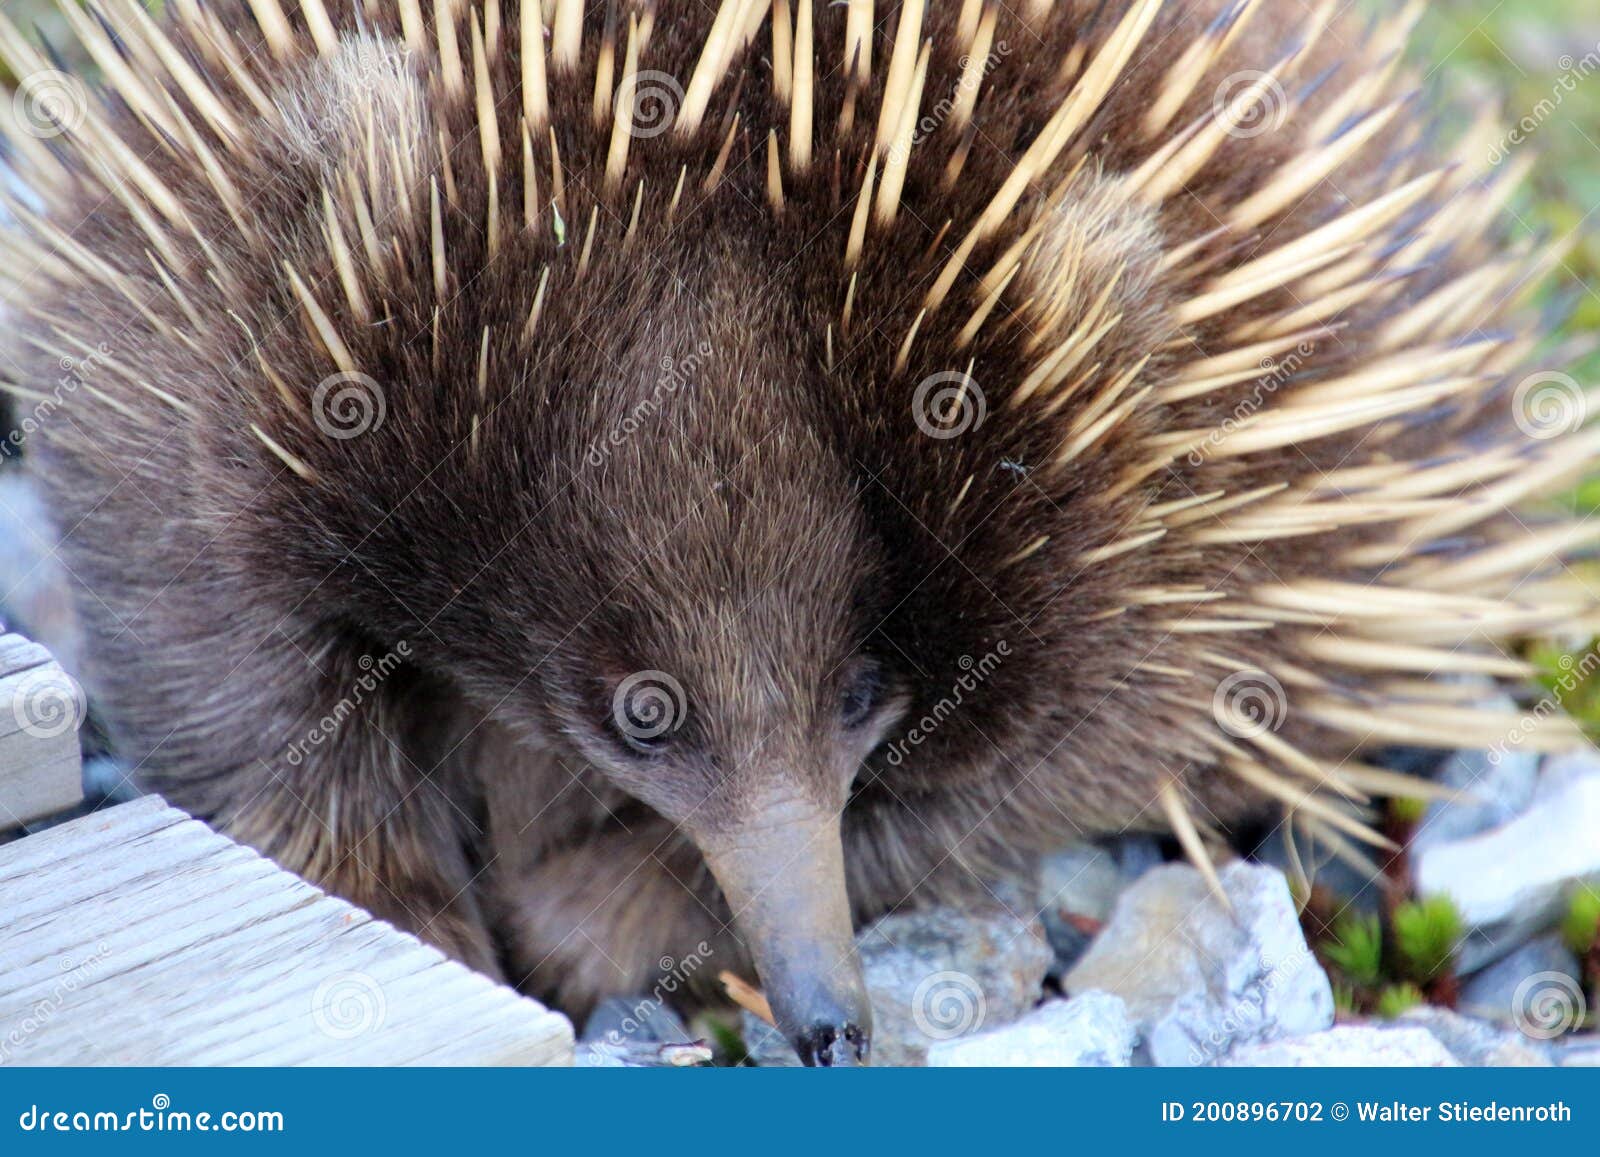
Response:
[1410,748,1540,854]
[1065,862,1334,1066]
[741,903,1054,1066]
[1414,769,1600,931]
[926,992,1135,1067]
[1396,1007,1551,1066]
[1220,1025,1460,1067]
[1459,934,1583,1028]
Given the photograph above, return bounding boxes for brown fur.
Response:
[3,0,1588,1021]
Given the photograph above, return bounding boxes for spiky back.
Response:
[2,0,1592,881]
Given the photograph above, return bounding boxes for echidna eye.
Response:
[839,663,882,729]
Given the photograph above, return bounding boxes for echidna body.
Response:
[2,0,1591,1063]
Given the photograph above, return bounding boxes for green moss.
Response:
[1562,885,1600,957]
[1389,795,1428,826]
[1392,896,1464,983]
[1321,913,1384,987]
[1375,983,1427,1020]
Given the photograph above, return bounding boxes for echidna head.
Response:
[354,269,918,1064]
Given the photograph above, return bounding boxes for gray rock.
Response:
[739,1010,803,1067]
[1539,746,1600,794]
[1396,1007,1551,1066]
[1410,748,1540,854]
[855,905,1054,1066]
[926,992,1135,1067]
[742,903,1054,1066]
[1253,826,1380,914]
[1552,1037,1600,1067]
[577,996,710,1066]
[582,995,693,1045]
[1459,934,1582,1027]
[0,473,84,677]
[1414,770,1600,931]
[1219,1025,1459,1067]
[1037,845,1133,971]
[1065,862,1334,1066]
[1112,836,1166,879]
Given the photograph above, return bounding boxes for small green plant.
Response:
[1375,983,1425,1020]
[1562,885,1600,958]
[1321,913,1383,987]
[1392,896,1463,983]
[1388,794,1427,826]
[1331,981,1358,1017]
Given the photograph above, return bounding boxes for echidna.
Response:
[2,0,1593,1065]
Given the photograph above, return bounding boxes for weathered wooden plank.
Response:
[0,796,574,1065]
[0,631,84,827]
